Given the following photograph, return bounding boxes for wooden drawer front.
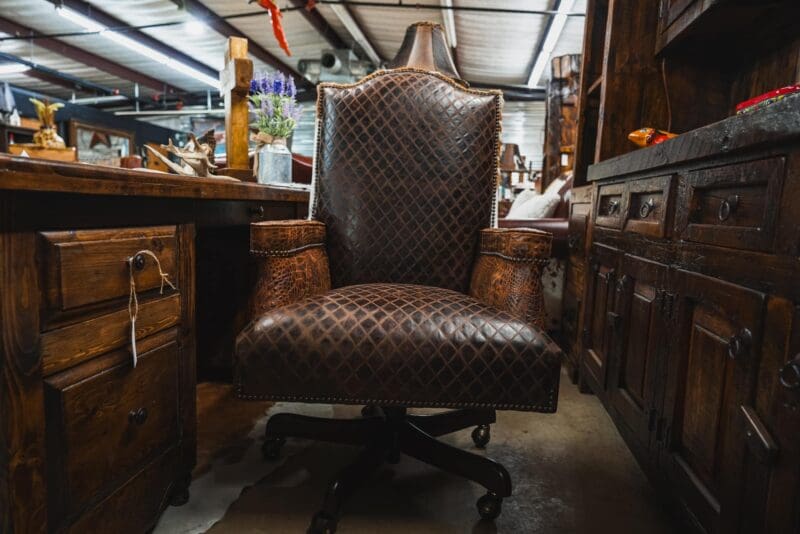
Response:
[676,158,784,251]
[67,449,180,534]
[624,175,674,238]
[45,335,180,520]
[40,226,178,314]
[41,294,181,376]
[595,183,626,229]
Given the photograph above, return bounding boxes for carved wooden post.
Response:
[219,37,254,181]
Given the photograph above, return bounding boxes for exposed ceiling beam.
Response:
[0,51,116,95]
[175,0,312,88]
[326,4,382,66]
[0,16,173,93]
[467,81,545,102]
[287,0,348,51]
[46,0,219,83]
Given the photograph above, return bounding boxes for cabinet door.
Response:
[581,245,619,394]
[661,269,766,533]
[608,255,668,451]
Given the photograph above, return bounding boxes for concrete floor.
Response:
[158,372,680,533]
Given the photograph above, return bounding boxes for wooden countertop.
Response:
[587,93,800,181]
[0,154,309,203]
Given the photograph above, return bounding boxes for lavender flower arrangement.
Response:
[248,71,303,141]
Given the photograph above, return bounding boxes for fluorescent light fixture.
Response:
[0,63,30,75]
[440,0,457,48]
[527,0,575,88]
[56,6,219,88]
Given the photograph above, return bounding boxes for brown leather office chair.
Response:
[235,22,562,533]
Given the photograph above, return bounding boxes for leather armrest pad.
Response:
[249,220,331,315]
[477,227,552,260]
[251,219,326,256]
[469,228,552,328]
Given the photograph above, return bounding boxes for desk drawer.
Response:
[44,332,181,519]
[595,183,625,229]
[676,158,784,251]
[40,226,178,315]
[624,175,674,238]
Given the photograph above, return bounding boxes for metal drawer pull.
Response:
[639,197,656,218]
[779,354,800,390]
[132,253,147,271]
[718,194,739,222]
[606,200,620,216]
[727,328,752,360]
[129,407,148,426]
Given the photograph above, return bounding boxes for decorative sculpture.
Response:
[29,98,66,148]
[144,129,238,181]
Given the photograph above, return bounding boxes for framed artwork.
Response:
[69,120,134,166]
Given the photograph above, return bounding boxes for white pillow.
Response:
[544,177,566,196]
[507,188,538,214]
[506,192,561,219]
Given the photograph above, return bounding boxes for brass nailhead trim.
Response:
[478,251,551,264]
[250,242,325,257]
[233,382,558,414]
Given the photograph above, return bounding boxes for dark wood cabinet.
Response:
[608,255,668,453]
[660,270,766,533]
[581,244,619,395]
[562,185,593,381]
[575,91,799,533]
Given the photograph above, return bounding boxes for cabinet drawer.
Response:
[676,158,784,251]
[44,333,181,520]
[41,294,181,376]
[40,226,178,315]
[624,175,674,238]
[595,183,625,229]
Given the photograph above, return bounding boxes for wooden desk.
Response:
[0,155,309,533]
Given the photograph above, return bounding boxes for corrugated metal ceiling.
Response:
[0,0,586,101]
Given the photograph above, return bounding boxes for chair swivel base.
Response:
[261,406,511,534]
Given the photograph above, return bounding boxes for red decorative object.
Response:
[255,0,292,56]
[736,84,800,114]
[627,127,678,148]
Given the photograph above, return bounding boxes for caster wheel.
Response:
[476,492,502,521]
[261,436,286,460]
[308,511,338,534]
[472,424,491,449]
[169,487,190,507]
[361,404,378,417]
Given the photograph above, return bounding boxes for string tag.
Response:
[127,249,177,368]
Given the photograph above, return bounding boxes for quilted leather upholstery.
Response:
[236,283,561,412]
[313,69,501,292]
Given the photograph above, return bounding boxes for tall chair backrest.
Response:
[311,69,502,292]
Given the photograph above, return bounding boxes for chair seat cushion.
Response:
[235,283,561,412]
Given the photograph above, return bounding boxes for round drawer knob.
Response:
[132,253,146,271]
[129,407,148,426]
[607,200,620,216]
[639,198,656,218]
[779,355,800,390]
[249,205,265,217]
[718,194,740,222]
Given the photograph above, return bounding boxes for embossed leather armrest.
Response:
[249,220,331,315]
[468,228,552,328]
